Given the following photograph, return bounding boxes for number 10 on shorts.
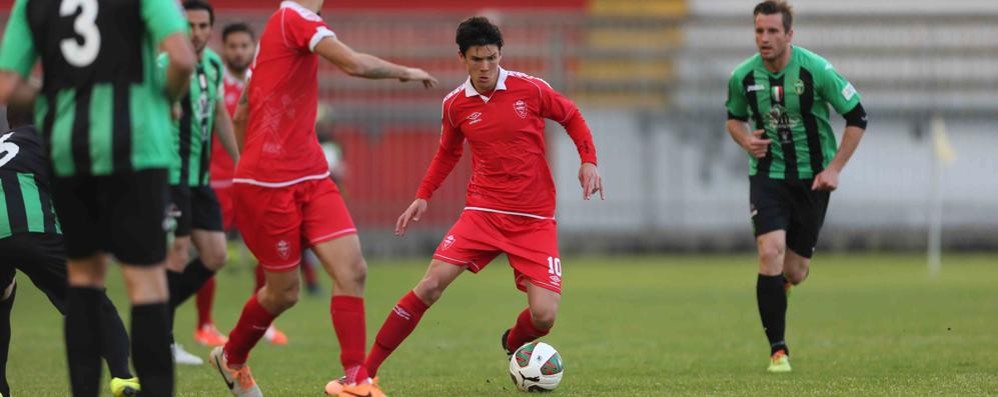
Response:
[547,257,562,276]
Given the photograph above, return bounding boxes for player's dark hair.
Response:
[5,102,33,129]
[754,1,793,33]
[456,16,503,55]
[183,0,215,25]
[222,22,255,42]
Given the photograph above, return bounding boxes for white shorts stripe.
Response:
[463,207,554,220]
[308,228,357,245]
[233,172,330,188]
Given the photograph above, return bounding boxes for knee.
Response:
[757,242,785,273]
[529,306,557,330]
[261,282,300,312]
[414,275,448,305]
[202,249,227,271]
[785,265,809,285]
[333,256,367,293]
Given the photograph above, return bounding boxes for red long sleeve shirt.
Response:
[416,68,597,219]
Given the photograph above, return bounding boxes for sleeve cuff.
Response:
[727,111,748,122]
[308,27,336,53]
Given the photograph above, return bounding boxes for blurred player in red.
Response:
[330,16,604,392]
[207,1,437,396]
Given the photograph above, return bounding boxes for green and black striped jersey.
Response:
[0,0,188,177]
[159,49,224,187]
[726,46,861,180]
[0,126,60,239]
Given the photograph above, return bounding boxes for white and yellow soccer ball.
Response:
[508,341,563,392]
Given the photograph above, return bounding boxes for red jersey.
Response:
[209,70,246,188]
[234,1,335,186]
[416,68,597,218]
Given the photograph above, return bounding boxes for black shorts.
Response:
[52,169,169,266]
[0,233,70,312]
[170,184,224,237]
[749,175,831,258]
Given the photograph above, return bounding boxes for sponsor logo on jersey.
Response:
[841,83,857,101]
[466,112,483,125]
[513,100,528,118]
[747,84,765,92]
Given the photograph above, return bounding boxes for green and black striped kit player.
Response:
[0,0,183,178]
[0,127,60,239]
[159,48,223,188]
[726,46,862,180]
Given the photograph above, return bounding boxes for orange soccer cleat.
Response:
[195,323,229,347]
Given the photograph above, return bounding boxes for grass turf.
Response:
[6,253,998,396]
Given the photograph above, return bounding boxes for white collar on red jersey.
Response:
[464,67,509,99]
[280,1,322,20]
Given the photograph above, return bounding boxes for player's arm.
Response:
[396,108,465,236]
[537,80,604,200]
[724,72,770,159]
[143,0,194,101]
[314,37,438,88]
[0,0,39,107]
[160,34,196,101]
[232,87,249,150]
[812,66,867,191]
[213,98,240,162]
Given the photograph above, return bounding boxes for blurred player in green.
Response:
[158,0,240,366]
[0,0,195,395]
[725,0,868,373]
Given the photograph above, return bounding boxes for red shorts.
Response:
[432,210,562,294]
[233,178,357,271]
[211,182,236,230]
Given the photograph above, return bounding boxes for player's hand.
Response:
[578,162,604,200]
[171,103,183,121]
[812,168,839,191]
[396,198,429,236]
[744,129,771,159]
[401,68,438,89]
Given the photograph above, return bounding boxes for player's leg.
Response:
[109,170,174,397]
[502,216,562,354]
[11,233,136,388]
[187,227,227,346]
[52,174,117,396]
[783,183,830,287]
[749,176,794,372]
[363,259,466,379]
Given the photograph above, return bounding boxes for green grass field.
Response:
[6,253,998,396]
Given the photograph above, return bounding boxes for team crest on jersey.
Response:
[513,100,528,119]
[794,79,805,95]
[276,240,291,260]
[441,235,456,251]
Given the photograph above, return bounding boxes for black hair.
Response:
[753,1,793,32]
[456,16,503,55]
[183,0,215,25]
[222,22,255,42]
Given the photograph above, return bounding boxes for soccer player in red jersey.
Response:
[208,1,437,396]
[332,16,604,391]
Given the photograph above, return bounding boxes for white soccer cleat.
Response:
[172,343,204,365]
[209,346,263,397]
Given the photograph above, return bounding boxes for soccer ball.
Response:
[508,341,563,392]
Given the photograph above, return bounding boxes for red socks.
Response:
[223,294,276,366]
[505,308,550,352]
[331,295,369,384]
[364,291,429,377]
[195,276,216,328]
